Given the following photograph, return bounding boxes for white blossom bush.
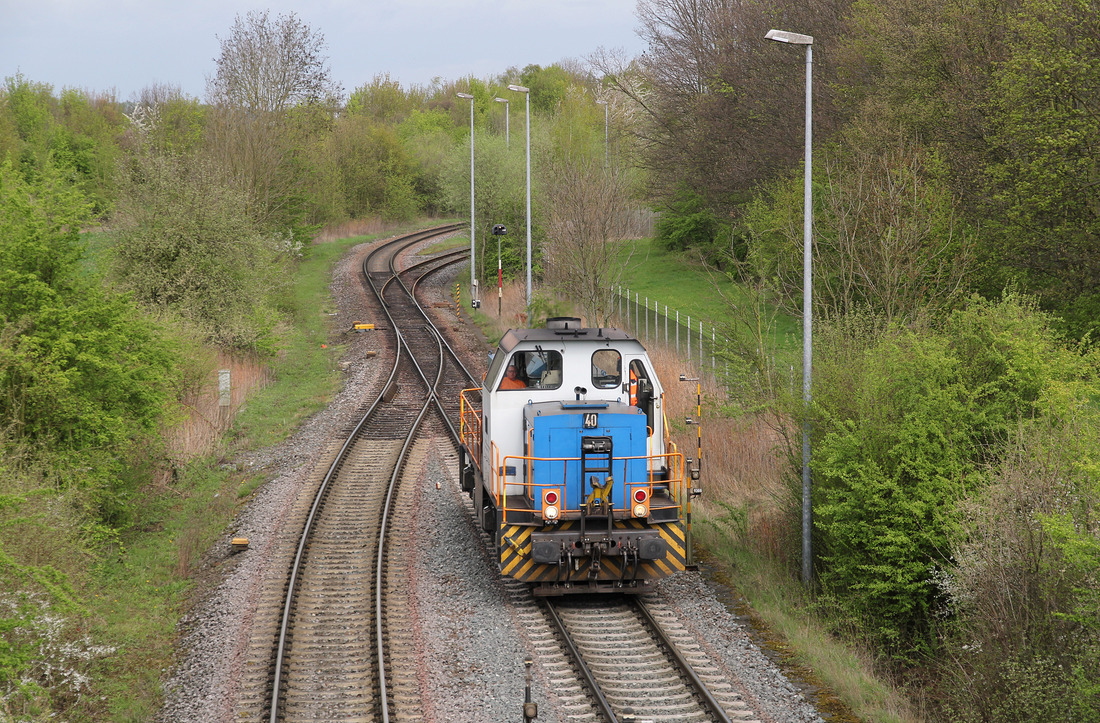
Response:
[0,591,115,717]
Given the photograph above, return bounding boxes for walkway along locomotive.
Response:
[458,318,696,595]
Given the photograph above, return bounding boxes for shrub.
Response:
[654,185,732,266]
[112,149,288,354]
[810,294,1100,662]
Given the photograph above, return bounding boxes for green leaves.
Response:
[811,295,1095,660]
[0,155,179,530]
[112,149,287,353]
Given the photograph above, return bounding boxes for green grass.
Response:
[226,235,368,450]
[420,231,470,255]
[75,226,404,721]
[695,516,922,723]
[618,237,740,323]
[87,461,236,721]
[617,237,802,355]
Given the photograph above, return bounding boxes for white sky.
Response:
[1,0,646,100]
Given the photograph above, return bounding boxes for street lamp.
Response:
[595,99,608,170]
[507,83,532,310]
[494,97,509,149]
[766,27,814,587]
[457,92,477,303]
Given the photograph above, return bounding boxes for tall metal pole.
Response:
[508,84,532,310]
[801,43,814,590]
[494,97,509,149]
[596,99,608,170]
[457,92,476,297]
[766,28,814,587]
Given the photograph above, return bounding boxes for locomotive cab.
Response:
[458,318,689,595]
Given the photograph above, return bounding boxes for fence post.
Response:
[664,305,668,346]
[712,327,716,374]
[676,310,680,353]
[687,315,692,362]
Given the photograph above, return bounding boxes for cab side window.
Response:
[629,359,655,434]
[591,349,622,389]
[498,350,564,390]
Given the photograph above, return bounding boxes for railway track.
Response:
[259,224,476,722]
[543,596,761,722]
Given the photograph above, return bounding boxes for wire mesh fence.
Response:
[610,285,726,385]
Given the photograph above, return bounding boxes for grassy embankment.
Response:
[76,223,411,721]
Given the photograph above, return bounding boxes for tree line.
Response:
[604,0,1100,719]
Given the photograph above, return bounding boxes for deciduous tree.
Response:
[541,156,637,325]
[205,11,342,234]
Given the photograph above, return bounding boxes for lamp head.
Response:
[765,29,814,45]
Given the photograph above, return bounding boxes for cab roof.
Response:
[497,327,638,353]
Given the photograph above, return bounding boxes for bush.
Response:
[813,322,982,659]
[654,185,731,265]
[810,294,1100,662]
[112,149,289,354]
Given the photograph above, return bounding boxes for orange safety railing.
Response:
[459,388,483,473]
[461,387,689,521]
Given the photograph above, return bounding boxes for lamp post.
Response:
[766,27,814,587]
[507,83,532,310]
[596,99,608,170]
[457,92,476,301]
[494,97,509,149]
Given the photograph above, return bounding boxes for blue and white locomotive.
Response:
[459,317,692,595]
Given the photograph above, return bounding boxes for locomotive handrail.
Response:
[458,388,483,471]
[490,446,686,517]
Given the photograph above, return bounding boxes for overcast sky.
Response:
[1,0,646,101]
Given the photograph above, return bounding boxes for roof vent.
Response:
[546,317,583,330]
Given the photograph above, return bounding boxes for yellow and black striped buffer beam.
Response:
[499,520,686,583]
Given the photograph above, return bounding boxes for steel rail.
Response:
[266,224,462,721]
[634,599,735,723]
[266,300,406,723]
[362,228,473,721]
[374,336,438,722]
[542,599,621,723]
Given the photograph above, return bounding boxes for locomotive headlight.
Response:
[542,489,562,520]
[632,488,649,518]
[632,503,649,518]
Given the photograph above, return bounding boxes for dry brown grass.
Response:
[162,216,399,468]
[478,281,534,340]
[311,216,393,244]
[646,343,794,561]
[161,351,271,472]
